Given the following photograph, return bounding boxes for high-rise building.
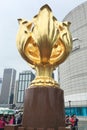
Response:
[14,80,19,106]
[0,68,16,105]
[57,1,87,116]
[16,70,35,107]
[0,78,2,94]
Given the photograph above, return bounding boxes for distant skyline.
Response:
[0,0,86,79]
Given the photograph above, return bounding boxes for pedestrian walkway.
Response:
[78,120,87,130]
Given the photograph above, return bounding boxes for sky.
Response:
[0,0,86,79]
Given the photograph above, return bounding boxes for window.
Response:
[65,107,87,116]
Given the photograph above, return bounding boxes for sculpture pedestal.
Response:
[4,125,21,130]
[5,126,70,130]
[18,127,70,130]
[22,86,65,128]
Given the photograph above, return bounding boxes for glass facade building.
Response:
[57,1,87,116]
[17,71,35,103]
[0,68,16,105]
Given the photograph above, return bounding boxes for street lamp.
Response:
[69,100,71,115]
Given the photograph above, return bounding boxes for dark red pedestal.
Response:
[22,87,65,128]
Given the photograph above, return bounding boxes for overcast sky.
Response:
[0,0,86,79]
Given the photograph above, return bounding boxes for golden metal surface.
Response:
[16,4,72,87]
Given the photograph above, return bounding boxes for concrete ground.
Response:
[78,120,87,130]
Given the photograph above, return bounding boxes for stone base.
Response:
[4,125,21,130]
[22,87,65,128]
[5,126,70,130]
[18,127,70,130]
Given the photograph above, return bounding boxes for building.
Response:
[0,78,2,94]
[57,1,87,116]
[14,80,19,106]
[16,70,35,108]
[0,68,16,106]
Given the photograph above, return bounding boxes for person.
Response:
[9,115,15,125]
[0,114,5,130]
[65,115,70,126]
[73,114,79,130]
[69,114,75,130]
[69,114,79,130]
[5,115,10,124]
[65,115,72,128]
[17,113,22,124]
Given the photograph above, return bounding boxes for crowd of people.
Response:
[65,114,79,130]
[0,112,79,130]
[0,112,22,130]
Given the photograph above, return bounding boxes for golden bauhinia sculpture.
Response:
[16,4,72,87]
